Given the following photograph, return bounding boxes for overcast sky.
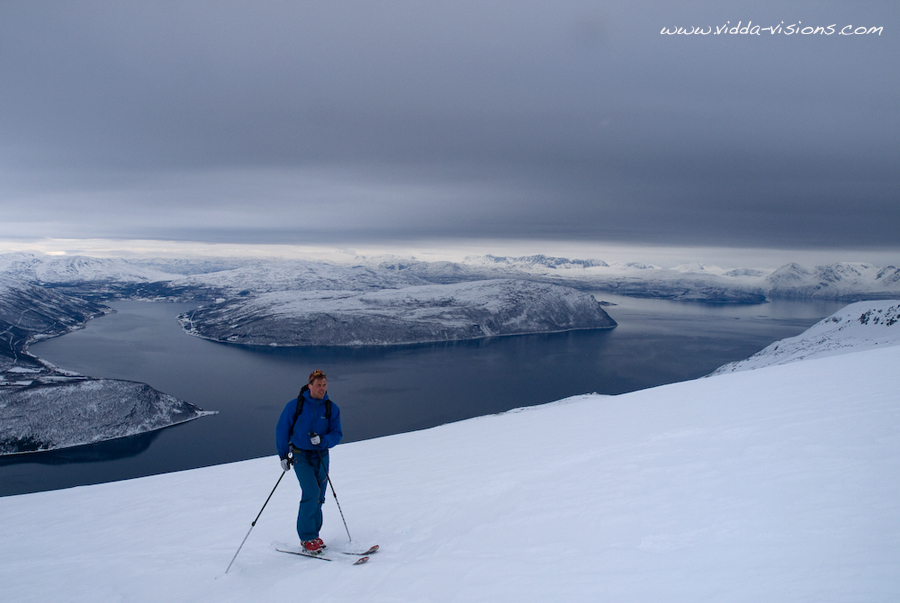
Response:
[0,1,897,264]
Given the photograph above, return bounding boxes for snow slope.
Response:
[2,326,898,601]
[711,299,900,375]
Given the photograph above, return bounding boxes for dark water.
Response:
[1,295,845,496]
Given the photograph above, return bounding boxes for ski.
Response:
[274,544,374,565]
[342,544,379,556]
[276,547,332,562]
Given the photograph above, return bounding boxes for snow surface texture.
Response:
[711,299,900,375]
[1,307,898,601]
[0,379,214,454]
[179,279,616,346]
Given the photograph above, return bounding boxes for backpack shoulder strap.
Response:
[292,396,303,427]
[288,387,308,440]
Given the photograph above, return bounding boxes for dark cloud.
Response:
[0,1,898,251]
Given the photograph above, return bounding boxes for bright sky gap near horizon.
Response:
[0,2,898,265]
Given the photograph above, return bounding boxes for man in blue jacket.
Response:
[276,369,342,554]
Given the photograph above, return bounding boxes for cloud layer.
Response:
[1,1,897,250]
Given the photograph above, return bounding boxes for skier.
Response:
[276,369,343,554]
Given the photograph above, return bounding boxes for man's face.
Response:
[309,377,327,400]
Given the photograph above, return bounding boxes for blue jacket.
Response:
[276,390,342,460]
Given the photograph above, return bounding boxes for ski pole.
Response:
[225,468,287,574]
[317,448,352,542]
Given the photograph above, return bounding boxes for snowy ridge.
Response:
[0,253,179,284]
[34,256,180,283]
[0,252,39,276]
[710,299,900,375]
[2,332,898,601]
[179,279,616,346]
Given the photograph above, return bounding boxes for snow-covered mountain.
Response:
[0,274,109,364]
[375,254,770,303]
[709,299,900,375]
[179,279,616,346]
[766,262,900,300]
[0,252,180,285]
[173,258,429,296]
[34,256,181,284]
[2,302,897,602]
[0,379,214,455]
[0,252,202,302]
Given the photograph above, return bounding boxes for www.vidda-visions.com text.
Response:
[661,22,883,36]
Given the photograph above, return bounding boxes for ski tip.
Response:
[353,556,369,565]
[342,544,379,556]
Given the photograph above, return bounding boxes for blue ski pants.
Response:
[292,450,329,542]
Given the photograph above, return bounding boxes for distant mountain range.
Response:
[3,251,898,303]
[765,262,900,300]
[384,254,900,303]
